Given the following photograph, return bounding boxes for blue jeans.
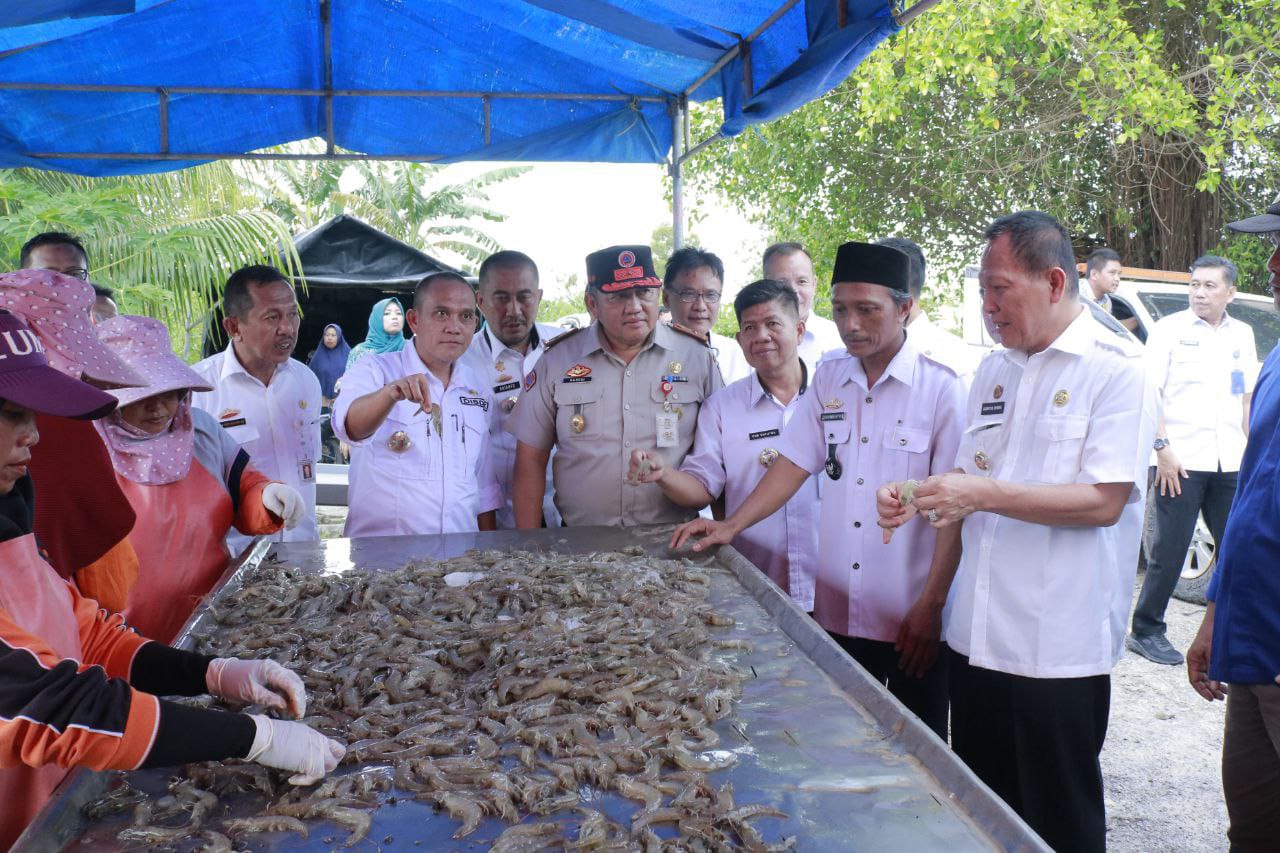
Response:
[1133,466,1237,637]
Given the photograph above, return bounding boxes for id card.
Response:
[655,412,679,448]
[300,459,316,482]
[1231,369,1245,395]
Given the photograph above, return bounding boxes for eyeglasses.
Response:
[601,288,660,305]
[62,268,89,281]
[673,289,721,304]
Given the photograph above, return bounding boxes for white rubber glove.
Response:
[261,482,305,529]
[246,715,345,785]
[207,658,307,719]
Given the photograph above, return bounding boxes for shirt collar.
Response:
[841,333,918,391]
[749,359,808,408]
[482,322,543,357]
[404,344,458,393]
[588,321,665,358]
[1188,309,1234,330]
[220,342,283,387]
[1002,304,1092,366]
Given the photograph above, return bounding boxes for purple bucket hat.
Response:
[0,269,144,387]
[96,315,213,407]
[0,311,116,419]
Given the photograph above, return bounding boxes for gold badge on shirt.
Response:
[974,450,991,471]
[1053,389,1069,407]
[759,448,779,468]
[388,430,412,453]
[993,385,1003,400]
[668,361,683,375]
[570,412,586,433]
[494,360,506,373]
[823,398,843,410]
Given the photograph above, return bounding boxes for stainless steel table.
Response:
[20,526,1047,851]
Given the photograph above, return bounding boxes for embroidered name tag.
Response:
[220,417,247,428]
[820,412,846,422]
[749,428,780,441]
[981,402,1005,416]
[460,396,489,411]
[561,376,592,384]
[494,381,520,393]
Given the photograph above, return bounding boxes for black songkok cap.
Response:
[586,245,662,292]
[831,241,910,294]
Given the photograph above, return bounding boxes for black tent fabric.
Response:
[203,214,463,359]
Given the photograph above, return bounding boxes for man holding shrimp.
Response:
[876,211,1156,853]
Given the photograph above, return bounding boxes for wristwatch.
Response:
[1153,437,1170,451]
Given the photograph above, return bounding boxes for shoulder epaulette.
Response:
[916,347,961,377]
[544,326,584,350]
[667,321,712,346]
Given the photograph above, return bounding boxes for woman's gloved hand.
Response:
[261,482,306,529]
[206,658,306,718]
[246,715,345,785]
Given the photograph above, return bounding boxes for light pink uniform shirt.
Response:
[332,347,502,538]
[680,370,820,610]
[776,340,966,641]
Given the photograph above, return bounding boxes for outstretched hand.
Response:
[670,518,735,553]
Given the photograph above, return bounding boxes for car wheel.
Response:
[1172,518,1216,605]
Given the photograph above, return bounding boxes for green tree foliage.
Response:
[688,0,1280,293]
[247,154,528,271]
[0,165,299,358]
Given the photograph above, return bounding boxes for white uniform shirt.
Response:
[709,332,752,385]
[332,347,503,538]
[908,314,981,389]
[944,307,1156,678]
[680,369,820,610]
[776,340,966,641]
[1146,308,1257,472]
[458,323,563,528]
[798,313,845,371]
[191,346,321,548]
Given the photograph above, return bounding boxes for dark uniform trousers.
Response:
[949,650,1110,853]
[1134,466,1238,637]
[829,633,949,739]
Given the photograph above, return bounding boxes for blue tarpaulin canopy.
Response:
[0,0,907,175]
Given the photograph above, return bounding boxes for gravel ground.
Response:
[1104,571,1228,851]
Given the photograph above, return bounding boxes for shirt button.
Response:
[624,441,631,448]
[860,436,868,444]
[856,477,864,485]
[852,562,861,570]
[865,396,873,404]
[853,521,861,528]
[626,370,632,377]
[624,404,631,411]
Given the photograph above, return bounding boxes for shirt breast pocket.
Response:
[958,419,1003,476]
[553,382,603,440]
[649,382,705,444]
[221,423,260,455]
[882,424,931,480]
[374,404,432,480]
[1033,414,1088,484]
[818,419,853,497]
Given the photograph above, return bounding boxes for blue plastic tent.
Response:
[0,0,907,177]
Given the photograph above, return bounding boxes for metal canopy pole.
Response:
[669,96,685,250]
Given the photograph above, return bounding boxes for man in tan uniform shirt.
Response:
[508,244,723,527]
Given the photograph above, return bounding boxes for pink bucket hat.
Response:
[0,269,144,387]
[96,315,213,407]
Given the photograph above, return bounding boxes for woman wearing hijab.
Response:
[345,296,406,369]
[309,323,350,406]
[0,310,343,847]
[0,269,144,613]
[95,316,307,644]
